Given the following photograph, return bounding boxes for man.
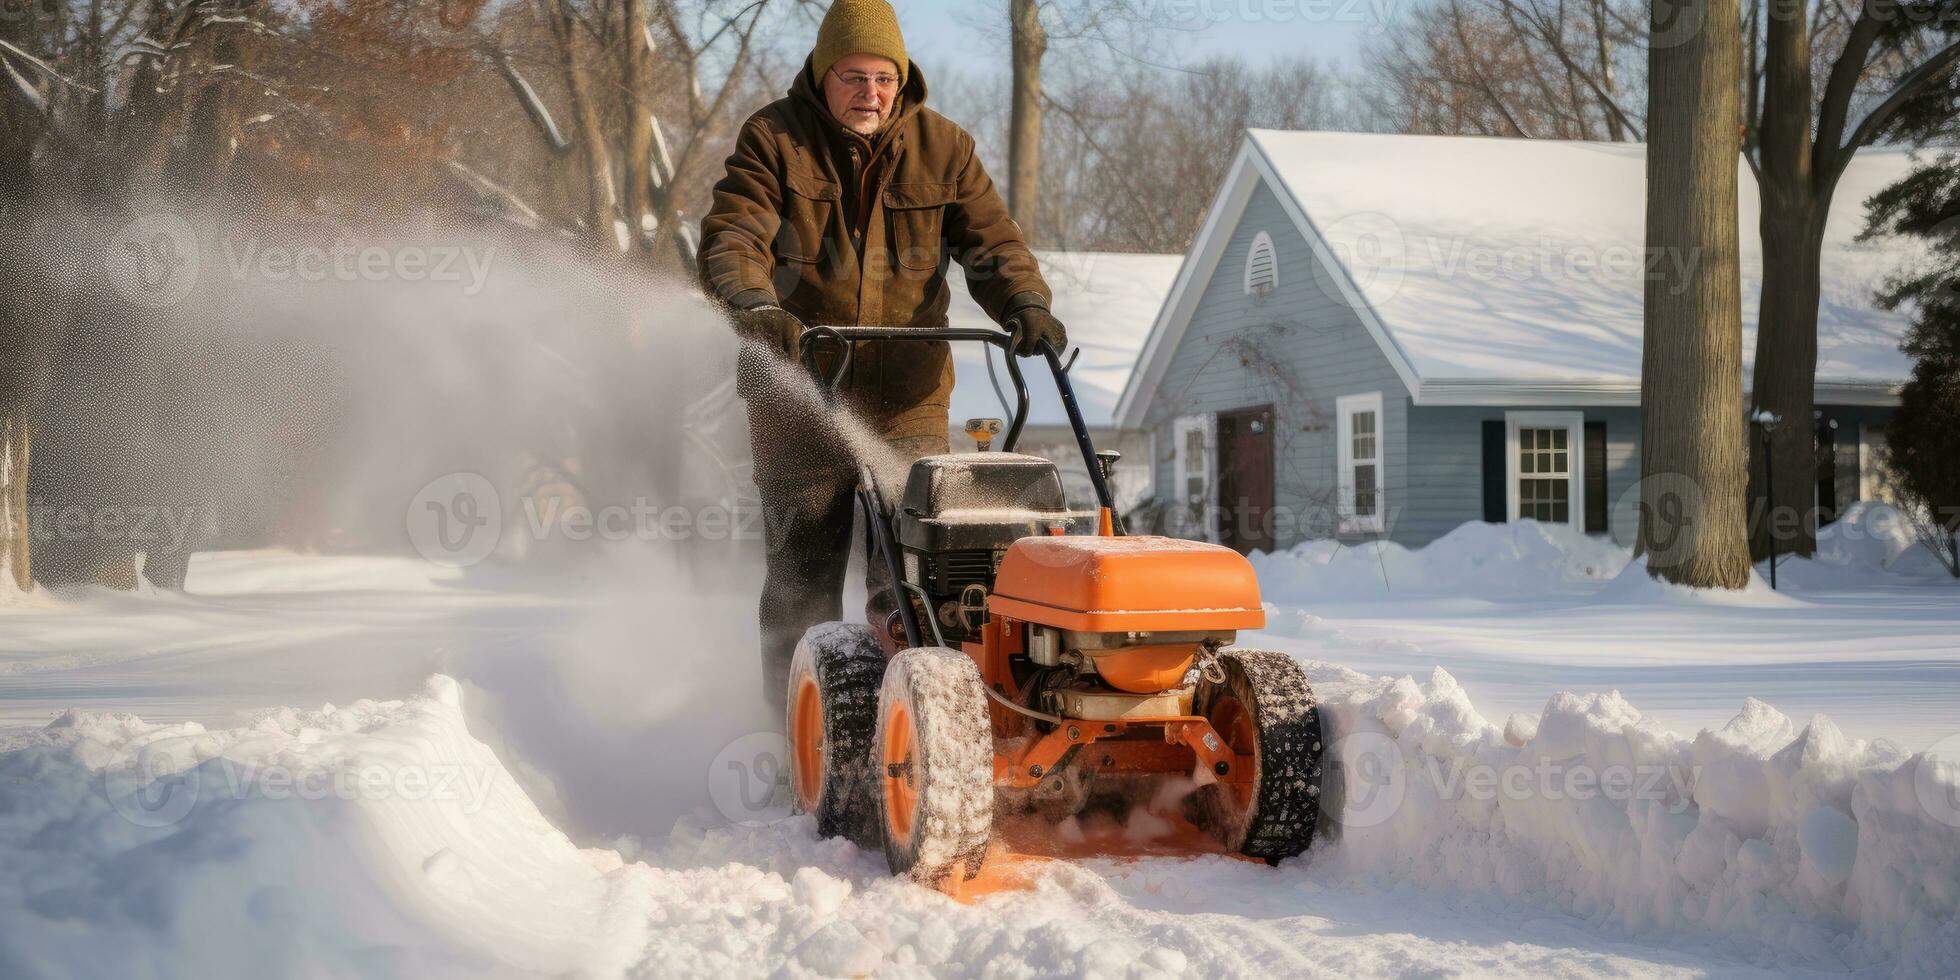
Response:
[698,0,1067,710]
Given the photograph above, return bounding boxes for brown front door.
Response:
[1216,405,1275,555]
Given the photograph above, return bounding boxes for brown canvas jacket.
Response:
[699,59,1050,414]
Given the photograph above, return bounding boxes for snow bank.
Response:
[1311,663,1960,973]
[1789,501,1958,585]
[1251,519,1630,602]
[0,676,903,977]
[0,676,643,977]
[1596,555,1805,607]
[1817,501,1934,573]
[0,675,1222,977]
[7,663,1959,975]
[1254,513,1955,607]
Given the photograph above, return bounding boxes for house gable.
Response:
[1115,137,1421,431]
[1142,176,1414,548]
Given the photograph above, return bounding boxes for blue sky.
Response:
[848,1,1378,78]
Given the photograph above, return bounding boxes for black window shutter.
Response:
[1482,420,1506,522]
[1585,421,1607,534]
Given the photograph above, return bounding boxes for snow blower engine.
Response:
[785,326,1325,885]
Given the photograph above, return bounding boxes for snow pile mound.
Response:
[1596,555,1805,607]
[1817,501,1934,571]
[1252,519,1630,602]
[0,675,1225,977]
[1793,501,1956,584]
[0,676,648,977]
[1311,665,1960,973]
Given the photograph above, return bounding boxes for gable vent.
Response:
[1244,231,1277,298]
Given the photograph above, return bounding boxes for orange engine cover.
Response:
[987,535,1266,633]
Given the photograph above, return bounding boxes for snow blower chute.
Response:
[784,326,1325,885]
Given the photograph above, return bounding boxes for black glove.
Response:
[731,304,804,358]
[1005,305,1067,358]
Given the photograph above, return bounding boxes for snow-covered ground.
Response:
[2,514,1957,977]
[1247,506,1960,751]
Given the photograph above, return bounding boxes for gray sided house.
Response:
[1116,131,1923,553]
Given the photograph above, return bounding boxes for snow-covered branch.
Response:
[490,46,574,158]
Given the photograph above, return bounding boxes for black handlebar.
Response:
[799,325,1030,449]
[795,326,1120,525]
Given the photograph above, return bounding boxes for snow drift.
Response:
[1252,512,1953,605]
[1250,519,1632,601]
[1313,663,1960,974]
[6,665,1958,976]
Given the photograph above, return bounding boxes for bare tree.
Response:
[1019,56,1359,252]
[543,0,619,246]
[1008,0,1047,239]
[1363,0,1646,140]
[1639,0,1753,588]
[1742,0,1960,560]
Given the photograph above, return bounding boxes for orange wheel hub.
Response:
[1208,694,1257,811]
[791,676,824,812]
[882,702,918,841]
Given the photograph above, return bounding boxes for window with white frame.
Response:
[1337,392,1384,533]
[1244,232,1277,298]
[1172,414,1216,541]
[1506,411,1584,527]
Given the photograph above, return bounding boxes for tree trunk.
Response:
[553,0,617,245]
[1748,0,1822,559]
[1638,0,1752,588]
[1008,0,1046,242]
[1749,209,1825,558]
[1594,0,1624,141]
[621,0,655,253]
[1,12,41,593]
[2,411,28,592]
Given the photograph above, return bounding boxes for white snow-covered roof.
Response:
[1119,131,1930,424]
[948,250,1181,429]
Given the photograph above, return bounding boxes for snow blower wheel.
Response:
[1189,650,1325,864]
[875,647,994,882]
[786,624,887,848]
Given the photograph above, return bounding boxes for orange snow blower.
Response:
[785,327,1325,884]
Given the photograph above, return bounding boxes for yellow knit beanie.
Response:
[813,0,908,89]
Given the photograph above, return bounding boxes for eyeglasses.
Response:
[829,67,901,92]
